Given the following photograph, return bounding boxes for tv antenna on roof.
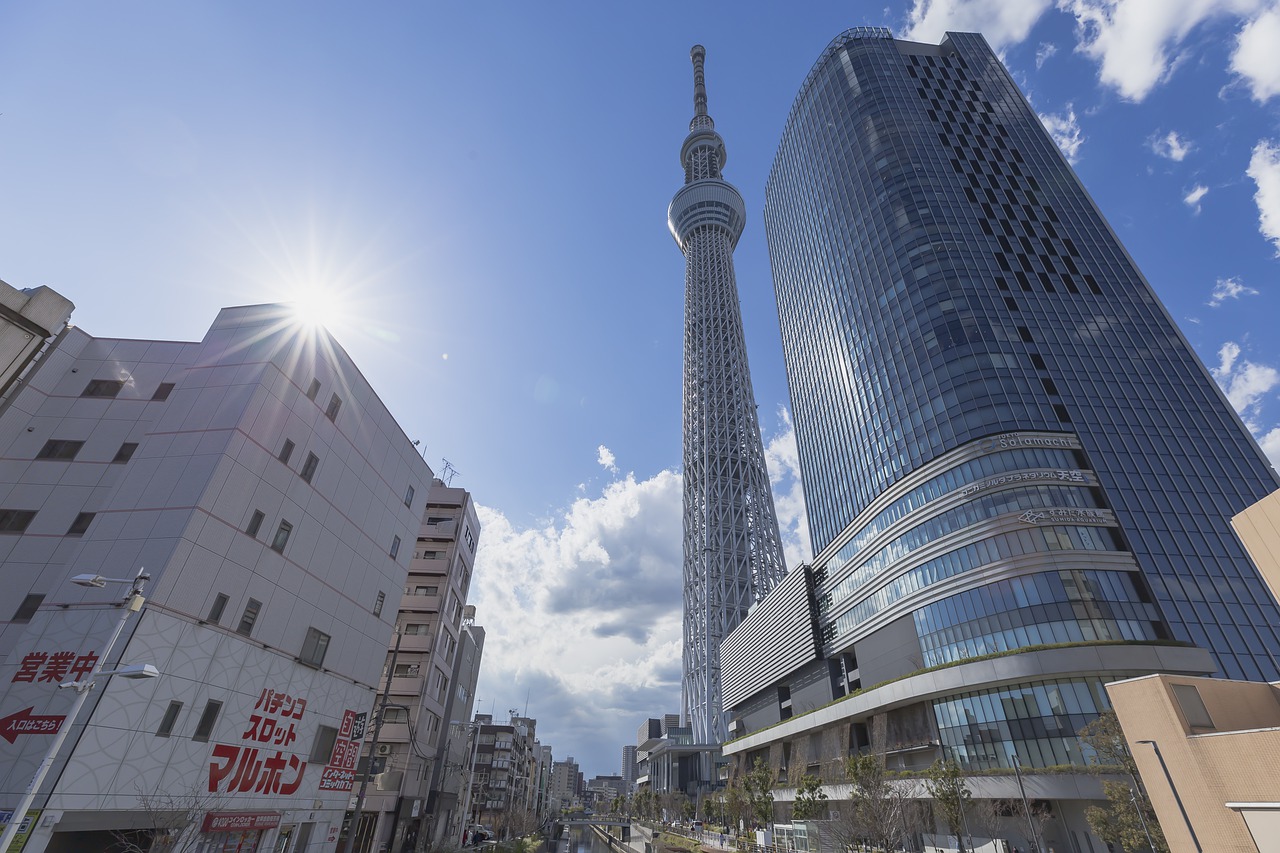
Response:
[441,458,461,486]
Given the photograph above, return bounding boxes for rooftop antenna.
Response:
[523,687,530,717]
[412,439,427,459]
[441,458,461,486]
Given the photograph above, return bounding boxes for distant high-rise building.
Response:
[670,44,787,745]
[620,744,637,790]
[722,28,1280,849]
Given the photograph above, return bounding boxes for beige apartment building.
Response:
[1108,489,1280,853]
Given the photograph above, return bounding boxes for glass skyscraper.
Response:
[763,28,1280,689]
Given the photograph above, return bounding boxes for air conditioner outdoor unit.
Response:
[376,744,393,756]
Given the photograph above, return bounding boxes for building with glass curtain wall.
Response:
[721,28,1280,852]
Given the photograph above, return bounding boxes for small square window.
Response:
[81,379,124,398]
[151,383,176,401]
[300,627,331,668]
[37,439,84,461]
[0,510,37,533]
[373,591,386,617]
[66,512,95,537]
[326,394,342,422]
[156,701,183,737]
[271,520,293,553]
[192,699,222,742]
[278,439,295,464]
[112,442,139,463]
[207,593,229,625]
[306,379,321,401]
[404,485,415,508]
[300,452,319,484]
[310,724,338,763]
[12,593,44,623]
[390,535,401,559]
[236,599,262,637]
[245,510,265,538]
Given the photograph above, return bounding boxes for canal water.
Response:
[563,827,616,853]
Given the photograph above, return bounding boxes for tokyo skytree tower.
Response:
[669,45,787,744]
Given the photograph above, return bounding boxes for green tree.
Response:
[790,774,829,820]
[741,757,776,828]
[1079,711,1168,853]
[832,753,913,853]
[924,759,972,853]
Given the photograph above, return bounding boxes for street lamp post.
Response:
[337,628,403,853]
[0,567,156,851]
[1010,754,1042,853]
[1136,739,1202,853]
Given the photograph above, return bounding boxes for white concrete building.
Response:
[0,302,432,852]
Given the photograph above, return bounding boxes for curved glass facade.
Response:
[913,570,1164,667]
[933,676,1117,770]
[766,30,1280,681]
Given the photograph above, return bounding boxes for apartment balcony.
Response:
[400,592,441,613]
[398,632,433,653]
[390,675,422,694]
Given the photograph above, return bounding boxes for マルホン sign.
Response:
[201,812,282,833]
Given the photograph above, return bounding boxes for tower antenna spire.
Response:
[691,44,708,118]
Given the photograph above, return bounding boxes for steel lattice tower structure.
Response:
[669,45,788,744]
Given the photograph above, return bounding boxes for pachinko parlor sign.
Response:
[206,686,366,796]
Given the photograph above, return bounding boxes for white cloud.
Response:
[1038,105,1085,163]
[472,470,684,775]
[596,444,618,474]
[1260,426,1280,466]
[1058,0,1261,101]
[1231,3,1280,102]
[762,408,812,570]
[1208,276,1259,307]
[1036,42,1059,68]
[1151,130,1192,161]
[1211,341,1280,427]
[1184,184,1209,212]
[903,0,1055,52]
[1248,139,1280,253]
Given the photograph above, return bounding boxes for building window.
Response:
[404,485,415,508]
[207,593,229,625]
[393,663,421,678]
[236,598,262,637]
[12,593,44,623]
[37,439,84,461]
[384,707,409,724]
[300,627,330,668]
[66,512,95,537]
[390,535,401,559]
[278,439,295,464]
[245,510,265,538]
[271,520,293,553]
[464,526,476,553]
[152,383,176,401]
[1172,683,1215,730]
[156,701,183,737]
[403,623,429,635]
[112,442,139,463]
[192,699,222,742]
[306,379,321,401]
[300,452,319,484]
[310,724,338,762]
[407,585,438,596]
[373,591,385,617]
[326,394,342,422]
[81,379,124,398]
[0,510,37,533]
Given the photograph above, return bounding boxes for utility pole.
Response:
[338,629,403,853]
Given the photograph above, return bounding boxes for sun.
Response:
[286,285,345,333]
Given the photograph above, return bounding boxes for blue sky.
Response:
[3,2,1280,778]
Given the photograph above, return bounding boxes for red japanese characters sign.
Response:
[0,707,66,743]
[201,812,282,832]
[10,650,98,684]
[208,689,307,796]
[318,709,365,792]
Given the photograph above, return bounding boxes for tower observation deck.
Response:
[669,45,787,744]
